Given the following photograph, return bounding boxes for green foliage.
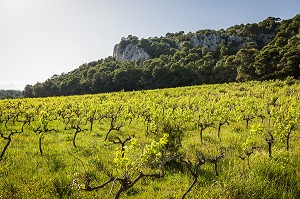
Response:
[3,59,300,198]
[113,137,139,170]
[141,133,168,163]
[0,90,22,99]
[23,14,300,98]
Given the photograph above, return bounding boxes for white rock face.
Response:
[190,34,225,50]
[113,33,273,62]
[113,43,150,62]
[190,33,252,50]
[227,35,252,47]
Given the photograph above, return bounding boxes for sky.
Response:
[0,0,299,90]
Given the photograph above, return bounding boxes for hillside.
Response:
[23,14,300,97]
[2,80,300,198]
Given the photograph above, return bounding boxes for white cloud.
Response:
[0,81,25,90]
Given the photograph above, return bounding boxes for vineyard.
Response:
[1,79,300,198]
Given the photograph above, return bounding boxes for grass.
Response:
[0,80,300,198]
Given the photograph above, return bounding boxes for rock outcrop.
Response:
[113,43,150,62]
[190,33,225,50]
[189,33,262,50]
[113,32,274,62]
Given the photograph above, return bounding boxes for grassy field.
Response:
[0,80,300,198]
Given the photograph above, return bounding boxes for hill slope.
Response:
[2,80,300,198]
[23,15,300,97]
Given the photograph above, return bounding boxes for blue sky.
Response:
[0,0,299,90]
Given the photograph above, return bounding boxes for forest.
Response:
[0,90,22,100]
[23,14,300,98]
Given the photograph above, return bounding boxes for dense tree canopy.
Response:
[0,90,22,99]
[24,15,300,98]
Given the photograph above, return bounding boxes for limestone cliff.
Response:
[113,43,150,62]
[113,31,274,62]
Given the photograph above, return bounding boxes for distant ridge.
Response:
[24,15,300,98]
[0,90,22,99]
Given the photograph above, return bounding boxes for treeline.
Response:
[0,90,22,99]
[23,15,300,98]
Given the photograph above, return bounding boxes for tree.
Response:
[274,104,299,151]
[23,85,34,98]
[236,48,259,81]
[213,55,237,83]
[33,111,58,156]
[78,134,169,199]
[32,83,46,97]
[180,152,206,199]
[0,130,20,161]
[254,46,281,79]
